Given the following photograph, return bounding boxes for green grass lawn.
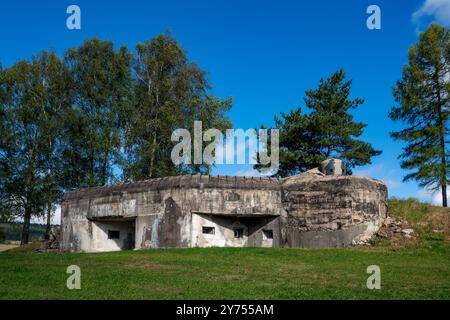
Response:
[1,244,449,300]
[1,199,449,300]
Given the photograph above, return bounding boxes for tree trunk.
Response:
[442,184,447,207]
[45,205,52,240]
[101,154,108,186]
[439,122,447,207]
[21,204,32,245]
[89,150,95,186]
[325,145,332,158]
[148,87,160,179]
[435,72,447,207]
[149,135,157,178]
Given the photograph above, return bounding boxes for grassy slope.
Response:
[388,198,450,243]
[0,199,449,300]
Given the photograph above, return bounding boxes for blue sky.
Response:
[1,0,449,209]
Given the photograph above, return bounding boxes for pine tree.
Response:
[304,69,381,171]
[389,24,450,207]
[256,69,381,177]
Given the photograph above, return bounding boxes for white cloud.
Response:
[417,186,449,205]
[416,188,432,200]
[413,0,450,27]
[430,190,448,205]
[353,164,383,177]
[53,206,61,225]
[233,168,268,177]
[354,164,405,190]
[30,206,61,225]
[384,179,404,189]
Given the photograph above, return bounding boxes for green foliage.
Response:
[389,24,450,206]
[388,197,430,223]
[0,34,232,243]
[0,223,47,243]
[256,69,381,177]
[64,38,132,187]
[0,52,73,243]
[124,33,231,180]
[0,207,14,223]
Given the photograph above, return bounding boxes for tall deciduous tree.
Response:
[124,33,231,180]
[0,35,233,243]
[256,69,381,177]
[0,52,73,243]
[389,24,450,207]
[64,39,132,187]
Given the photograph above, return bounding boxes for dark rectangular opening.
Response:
[263,229,273,239]
[108,230,120,239]
[234,228,244,239]
[202,226,215,234]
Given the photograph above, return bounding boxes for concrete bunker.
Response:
[88,217,135,251]
[191,212,281,247]
[61,160,388,252]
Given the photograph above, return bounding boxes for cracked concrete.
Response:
[61,166,387,252]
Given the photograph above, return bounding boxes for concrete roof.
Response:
[63,175,282,200]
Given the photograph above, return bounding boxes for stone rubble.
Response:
[37,226,61,252]
[375,216,416,240]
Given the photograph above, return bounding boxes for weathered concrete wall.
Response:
[89,220,135,252]
[61,176,283,252]
[190,214,280,247]
[61,173,387,252]
[282,174,388,247]
[247,216,281,248]
[135,215,159,248]
[192,214,249,247]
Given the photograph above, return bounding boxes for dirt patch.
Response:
[3,241,45,253]
[0,244,19,252]
[124,260,181,271]
[202,273,248,282]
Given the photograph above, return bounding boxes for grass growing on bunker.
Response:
[1,198,449,300]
